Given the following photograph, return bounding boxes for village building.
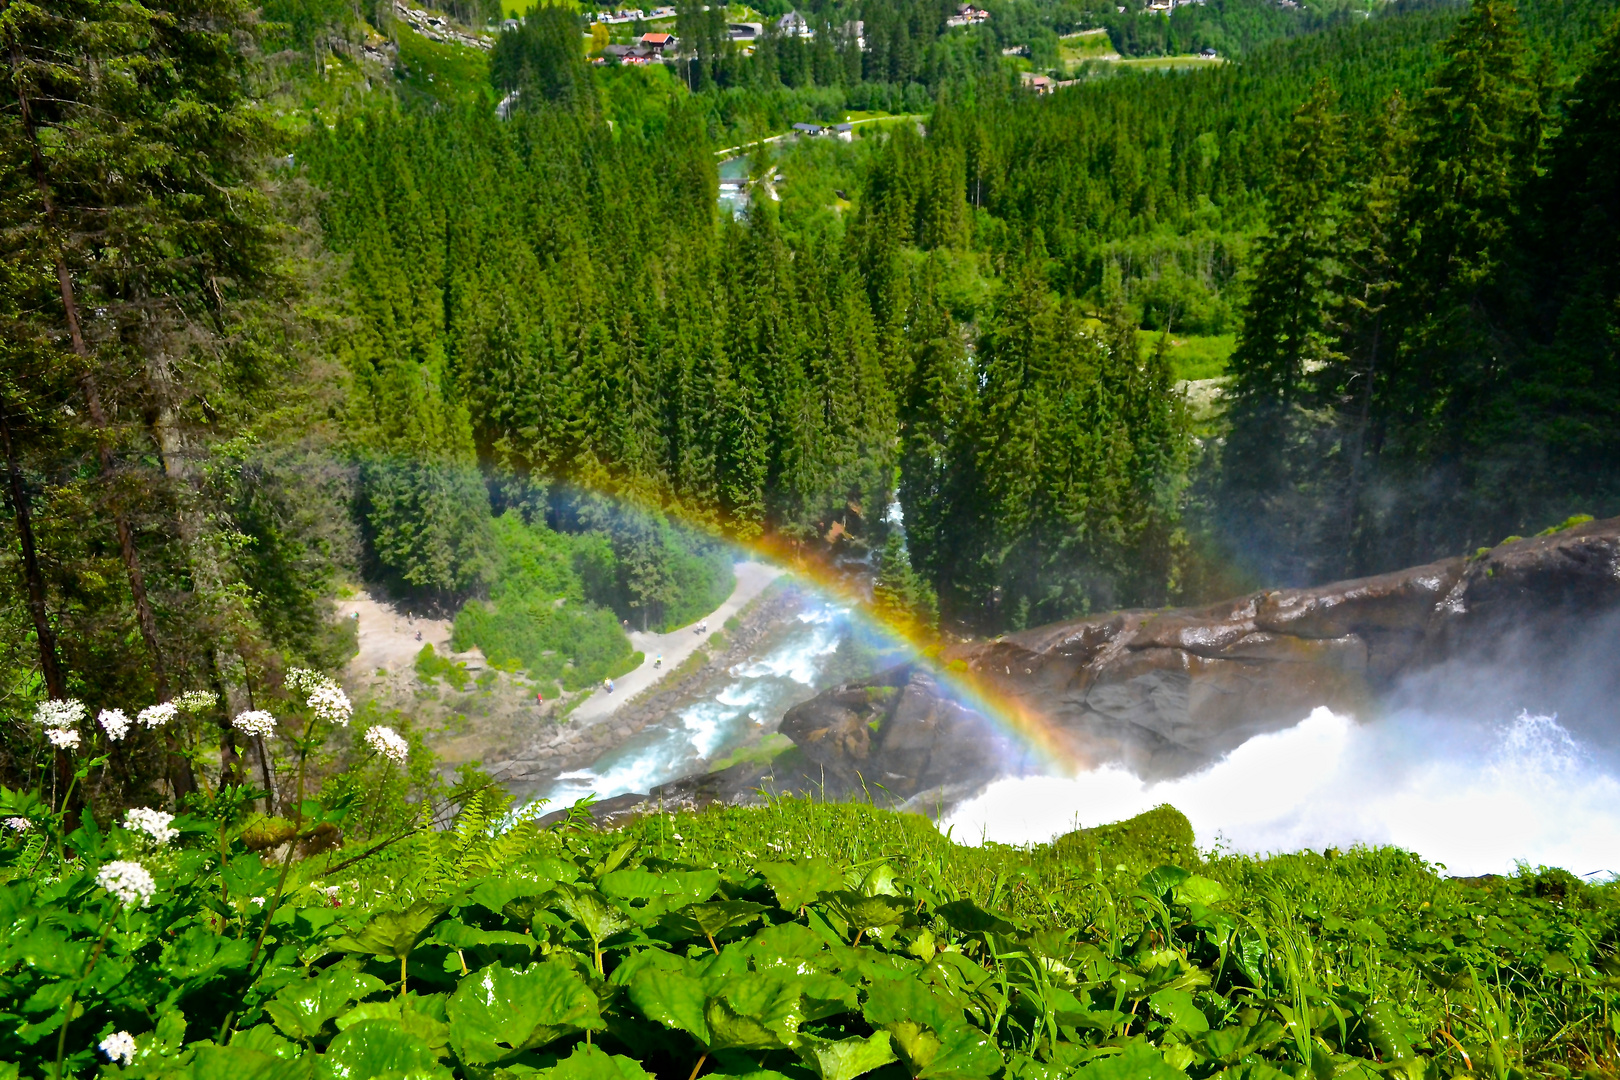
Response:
[777,11,813,37]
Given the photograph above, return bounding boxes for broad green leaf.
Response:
[926,1027,1003,1079]
[705,973,808,1050]
[549,1043,655,1080]
[934,900,1014,937]
[798,1031,898,1080]
[336,994,451,1058]
[610,946,693,987]
[794,971,859,1022]
[743,922,834,972]
[1148,989,1208,1033]
[1363,1001,1417,1064]
[600,869,721,922]
[1205,1062,1293,1080]
[265,970,387,1042]
[162,1043,317,1080]
[468,878,554,921]
[863,977,960,1032]
[1173,876,1229,907]
[1138,866,1192,899]
[821,892,910,936]
[552,885,633,946]
[666,901,769,947]
[316,1020,451,1080]
[627,964,712,1045]
[431,919,535,967]
[756,859,843,911]
[1073,1042,1189,1080]
[231,1025,300,1060]
[895,1023,1002,1080]
[1197,1021,1287,1065]
[859,864,901,897]
[446,961,604,1066]
[331,902,448,962]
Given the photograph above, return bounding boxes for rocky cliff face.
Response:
[768,515,1620,807]
[566,516,1620,825]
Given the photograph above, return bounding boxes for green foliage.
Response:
[445,509,725,690]
[416,645,473,691]
[872,531,939,632]
[491,5,598,114]
[3,790,1618,1079]
[1215,0,1620,585]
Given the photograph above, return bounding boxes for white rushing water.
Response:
[540,603,849,805]
[942,706,1620,877]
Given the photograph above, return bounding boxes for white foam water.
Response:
[941,707,1620,877]
[539,600,852,805]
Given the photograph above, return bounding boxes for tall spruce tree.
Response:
[1517,13,1620,519]
[1372,0,1540,560]
[1219,82,1347,584]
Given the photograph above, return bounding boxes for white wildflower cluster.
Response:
[98,708,131,742]
[97,860,157,907]
[47,727,82,750]
[137,702,177,730]
[4,817,32,833]
[36,699,85,749]
[287,667,353,726]
[174,690,217,714]
[232,710,277,738]
[284,667,323,694]
[306,683,352,727]
[100,1030,138,1066]
[35,698,86,731]
[363,724,409,764]
[123,807,177,846]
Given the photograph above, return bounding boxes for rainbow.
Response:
[656,516,1091,780]
[484,477,1091,778]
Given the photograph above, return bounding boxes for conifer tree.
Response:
[492,4,598,115]
[1219,82,1346,583]
[897,260,971,596]
[1384,0,1536,468]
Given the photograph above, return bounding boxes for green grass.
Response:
[1058,29,1120,64]
[1112,54,1226,70]
[394,24,495,108]
[1136,330,1236,382]
[504,0,578,14]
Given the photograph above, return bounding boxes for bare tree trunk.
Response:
[0,409,64,699]
[2,409,78,824]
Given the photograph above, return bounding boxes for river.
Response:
[535,593,900,806]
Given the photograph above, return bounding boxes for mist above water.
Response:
[942,707,1620,878]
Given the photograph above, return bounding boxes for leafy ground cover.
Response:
[2,783,1616,1080]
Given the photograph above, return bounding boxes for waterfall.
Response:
[942,706,1620,878]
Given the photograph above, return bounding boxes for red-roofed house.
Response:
[640,31,675,53]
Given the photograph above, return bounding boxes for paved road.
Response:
[568,560,784,724]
